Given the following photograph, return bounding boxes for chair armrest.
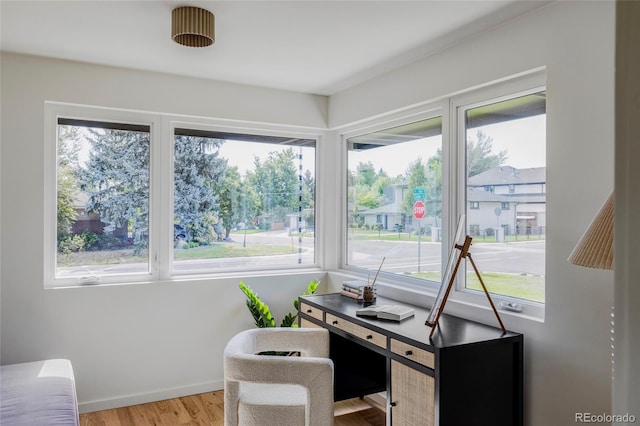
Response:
[253,328,330,358]
[226,353,332,386]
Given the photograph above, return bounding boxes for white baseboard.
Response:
[78,379,224,414]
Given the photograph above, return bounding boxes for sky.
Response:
[70,113,545,180]
[218,141,316,177]
[348,114,546,177]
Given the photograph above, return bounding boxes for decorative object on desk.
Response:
[362,285,376,302]
[342,257,386,302]
[356,304,415,321]
[340,280,369,300]
[370,256,385,287]
[425,215,506,338]
[366,256,385,302]
[238,279,319,328]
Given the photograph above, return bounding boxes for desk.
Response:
[298,293,523,426]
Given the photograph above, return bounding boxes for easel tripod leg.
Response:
[466,253,507,333]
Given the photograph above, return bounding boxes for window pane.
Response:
[56,120,150,279]
[464,91,546,303]
[173,130,316,273]
[346,117,443,283]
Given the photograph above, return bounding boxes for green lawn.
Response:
[174,242,297,260]
[411,271,544,303]
[57,242,298,266]
[466,272,544,303]
[58,249,148,266]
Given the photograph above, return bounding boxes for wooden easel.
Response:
[425,235,506,338]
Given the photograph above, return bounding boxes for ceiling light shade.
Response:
[568,192,614,270]
[171,6,214,48]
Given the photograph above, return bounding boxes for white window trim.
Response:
[167,118,324,279]
[44,102,162,288]
[451,72,546,321]
[44,102,325,288]
[339,103,448,292]
[337,71,546,323]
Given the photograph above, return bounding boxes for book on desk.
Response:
[355,304,415,321]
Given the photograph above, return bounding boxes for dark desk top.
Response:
[300,293,521,350]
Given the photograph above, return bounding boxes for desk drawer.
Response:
[300,302,324,321]
[300,318,322,328]
[325,313,386,348]
[391,339,434,369]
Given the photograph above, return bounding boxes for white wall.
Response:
[0,52,329,412]
[0,1,619,424]
[329,2,615,425]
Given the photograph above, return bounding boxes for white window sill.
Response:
[327,270,544,330]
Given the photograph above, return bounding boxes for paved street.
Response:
[347,238,544,277]
[58,230,544,279]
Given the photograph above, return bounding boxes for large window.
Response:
[172,129,316,273]
[343,77,546,311]
[463,91,546,303]
[47,104,318,286]
[55,119,151,281]
[346,116,443,282]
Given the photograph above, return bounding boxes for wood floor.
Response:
[79,390,386,426]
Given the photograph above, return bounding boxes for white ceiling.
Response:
[0,1,551,96]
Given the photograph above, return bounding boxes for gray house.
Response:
[467,166,546,238]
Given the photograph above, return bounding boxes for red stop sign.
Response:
[413,201,426,219]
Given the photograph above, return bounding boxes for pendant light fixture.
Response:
[171,6,215,48]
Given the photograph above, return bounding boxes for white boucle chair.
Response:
[223,327,334,426]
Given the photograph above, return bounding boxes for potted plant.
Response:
[238,279,319,328]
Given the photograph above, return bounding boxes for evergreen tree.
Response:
[174,136,226,242]
[78,128,149,251]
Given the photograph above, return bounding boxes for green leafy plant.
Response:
[239,279,319,328]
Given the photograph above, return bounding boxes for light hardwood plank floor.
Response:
[80,390,386,426]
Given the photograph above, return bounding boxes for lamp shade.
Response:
[172,6,215,48]
[568,192,614,270]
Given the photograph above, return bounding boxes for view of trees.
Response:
[56,126,315,254]
[348,130,507,229]
[57,123,504,254]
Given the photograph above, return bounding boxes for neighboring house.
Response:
[355,165,546,237]
[359,183,407,230]
[467,166,546,237]
[70,192,128,238]
[70,192,104,235]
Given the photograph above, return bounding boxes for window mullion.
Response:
[153,116,171,281]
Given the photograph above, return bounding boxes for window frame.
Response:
[45,103,162,287]
[452,74,546,319]
[44,103,324,288]
[340,104,450,292]
[339,71,546,320]
[167,119,323,278]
